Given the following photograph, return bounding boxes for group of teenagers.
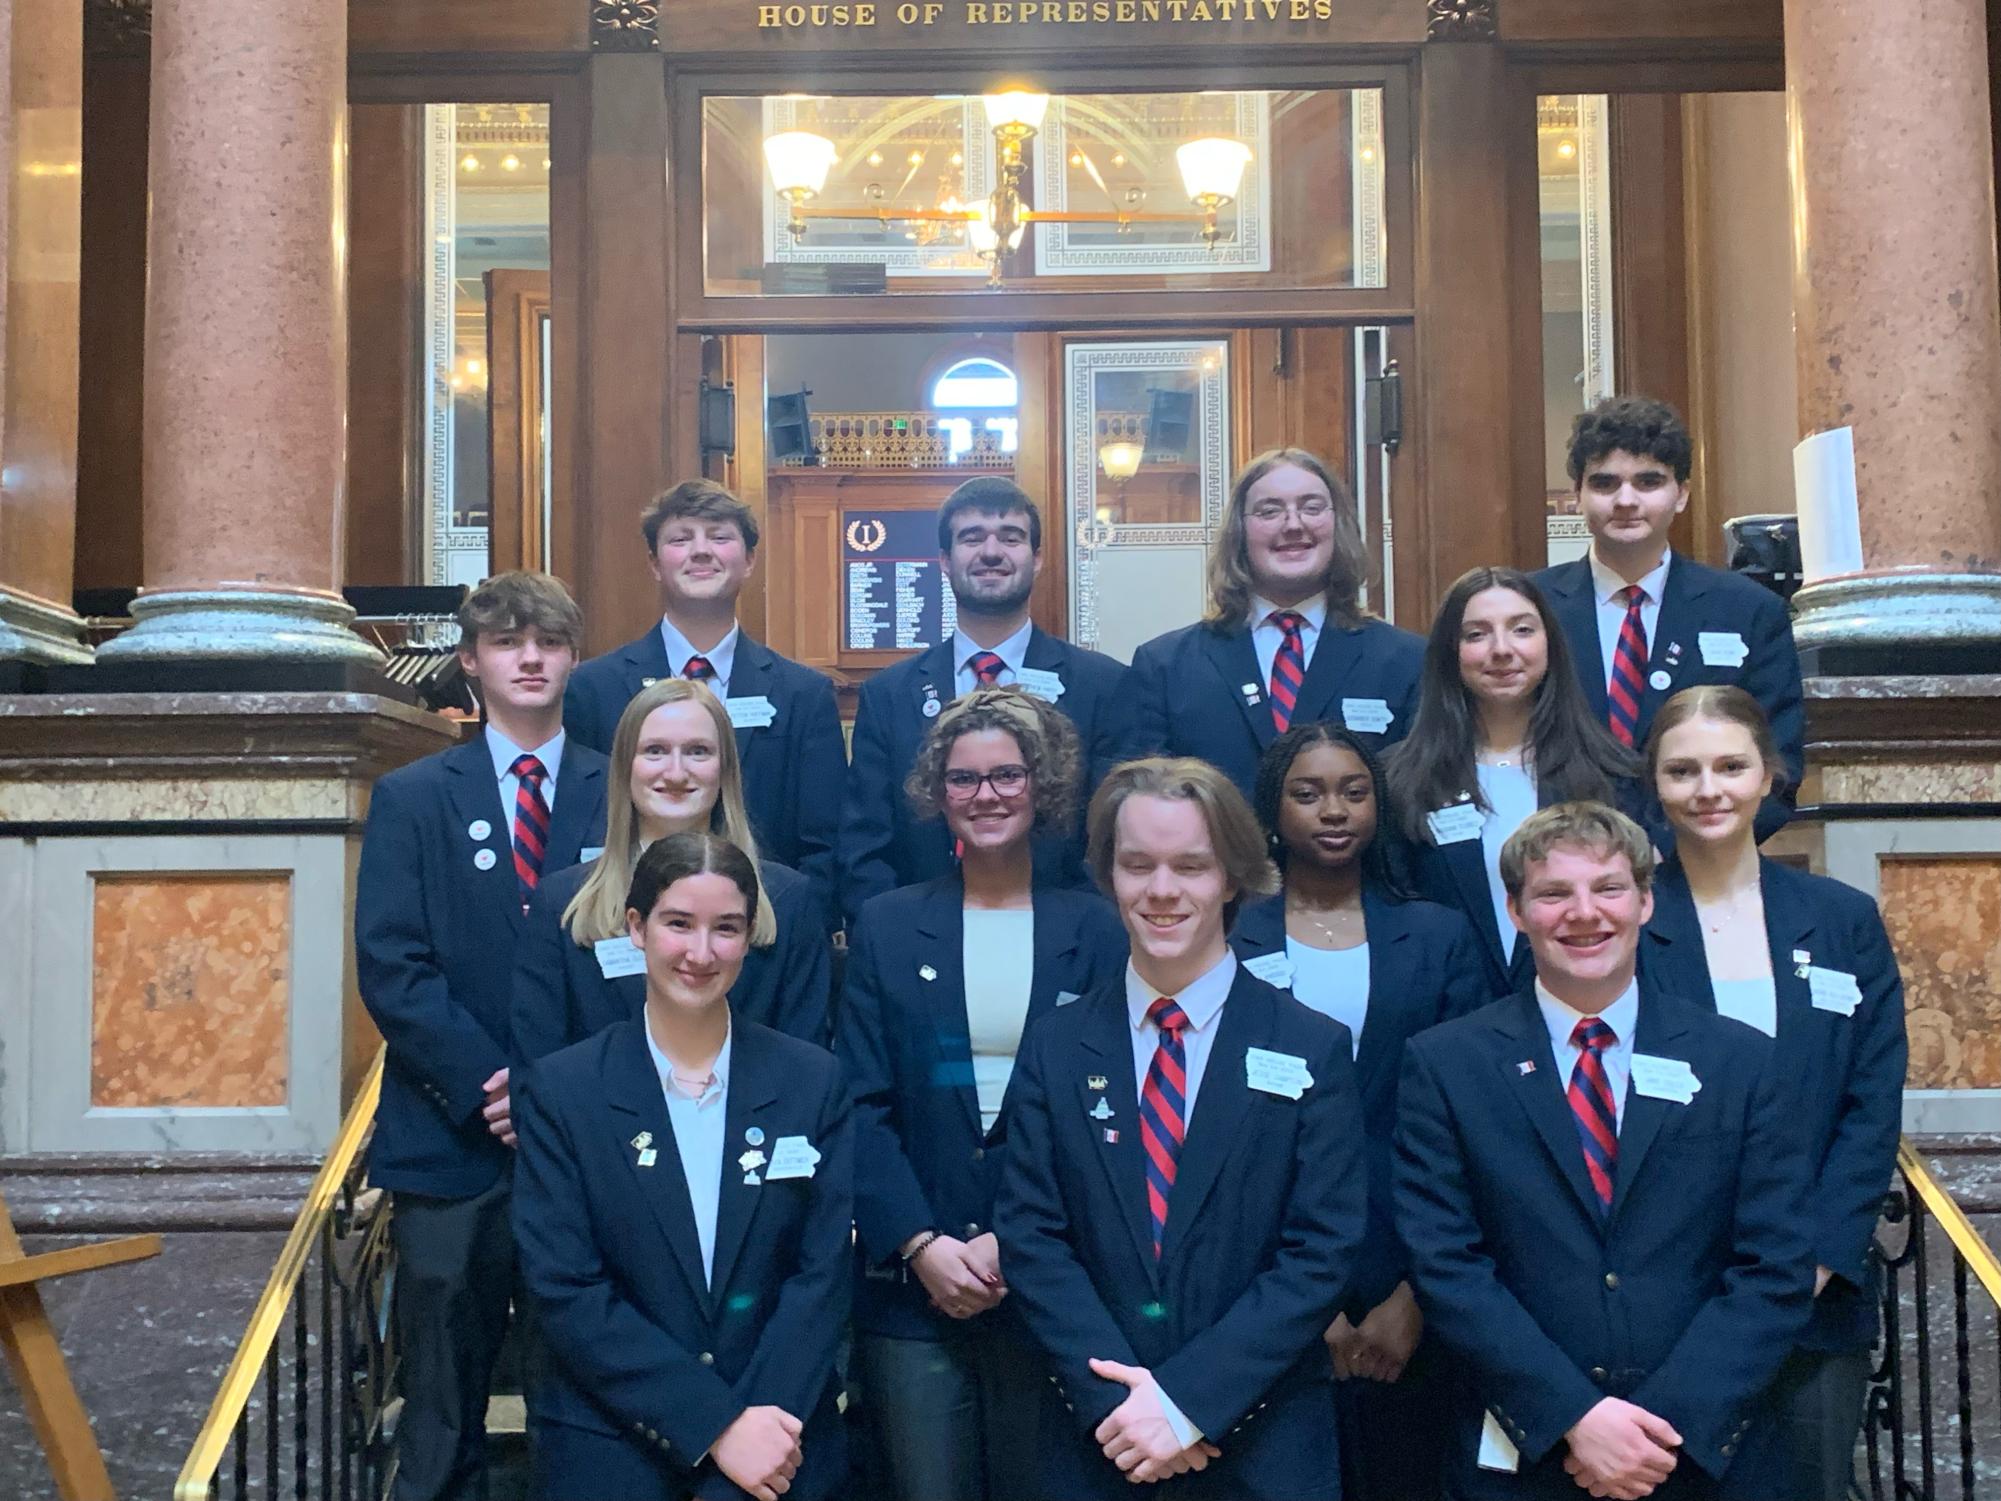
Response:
[355,394,1908,1501]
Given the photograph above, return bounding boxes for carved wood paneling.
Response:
[591,0,661,50]
[1427,0,1497,41]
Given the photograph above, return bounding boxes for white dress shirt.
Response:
[952,618,1034,697]
[963,907,1036,1133]
[1712,977,1778,1039]
[485,724,564,819]
[1588,548,1672,690]
[660,617,741,697]
[644,1018,732,1288]
[1535,978,1640,1130]
[1249,592,1327,687]
[1124,950,1238,1450]
[1283,941,1370,1059]
[1475,761,1538,966]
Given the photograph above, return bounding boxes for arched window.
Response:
[930,357,1017,409]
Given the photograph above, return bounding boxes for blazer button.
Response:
[699,1351,715,1366]
[964,1222,981,1237]
[1603,1272,1620,1290]
[1590,1367,1608,1383]
[972,1147,986,1161]
[1721,1443,1735,1457]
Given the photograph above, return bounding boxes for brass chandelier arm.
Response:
[790,205,1209,225]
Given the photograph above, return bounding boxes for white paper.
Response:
[1698,632,1749,669]
[1426,802,1484,845]
[594,936,647,979]
[1340,697,1394,733]
[1014,667,1066,703]
[1794,427,1864,582]
[1245,1047,1314,1100]
[726,695,778,728]
[767,1134,821,1180]
[1478,1412,1521,1473]
[1243,951,1296,988]
[1630,1053,1701,1104]
[1808,965,1863,1017]
[580,845,605,864]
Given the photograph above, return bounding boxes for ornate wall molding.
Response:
[1426,0,1497,41]
[84,0,152,56]
[591,0,662,50]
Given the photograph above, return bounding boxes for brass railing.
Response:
[1862,1138,2001,1501]
[175,1049,398,1501]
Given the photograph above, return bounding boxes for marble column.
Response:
[97,0,378,662]
[1784,0,2001,653]
[0,0,92,666]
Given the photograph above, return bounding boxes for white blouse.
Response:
[963,908,1036,1133]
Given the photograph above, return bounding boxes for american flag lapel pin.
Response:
[1518,1060,1536,1076]
[1103,1128,1120,1144]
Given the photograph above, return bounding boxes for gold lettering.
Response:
[1214,0,1235,17]
[809,4,827,22]
[925,1,943,16]
[991,2,1010,20]
[857,2,875,19]
[1093,0,1110,17]
[758,3,781,22]
[898,1,916,17]
[1190,0,1211,18]
[1260,0,1278,15]
[1142,0,1160,16]
[1069,0,1086,19]
[783,3,806,21]
[831,4,848,21]
[1166,0,1186,16]
[1041,2,1062,20]
[1313,0,1330,15]
[1288,0,1307,16]
[968,1,987,19]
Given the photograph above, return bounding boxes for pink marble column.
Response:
[1785,0,2001,650]
[0,0,92,666]
[99,0,377,662]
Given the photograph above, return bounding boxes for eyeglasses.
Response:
[943,765,1030,800]
[1246,496,1335,525]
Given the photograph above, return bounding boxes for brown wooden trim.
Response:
[1681,97,1721,572]
[1013,330,1068,639]
[351,0,588,58]
[1500,0,1781,46]
[1515,56,1782,92]
[485,270,554,573]
[728,336,774,641]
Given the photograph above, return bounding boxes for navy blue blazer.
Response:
[1124,616,1423,800]
[836,627,1130,925]
[513,856,834,1064]
[511,1017,852,1501]
[1400,792,1545,1001]
[1642,857,1906,1358]
[1229,887,1491,1318]
[1533,555,1804,843]
[356,736,608,1199]
[564,628,846,905]
[995,970,1368,1501]
[1394,986,1815,1498]
[838,877,1128,1340]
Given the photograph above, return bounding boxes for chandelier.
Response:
[762,91,1254,287]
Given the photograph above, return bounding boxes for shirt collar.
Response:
[644,1013,733,1108]
[1588,548,1672,608]
[1535,976,1641,1052]
[1126,951,1238,1034]
[659,617,740,685]
[954,618,1034,678]
[484,724,565,785]
[1250,592,1327,633]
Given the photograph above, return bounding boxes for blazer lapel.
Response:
[1439,829,1511,980]
[1228,893,1287,961]
[602,1020,714,1309]
[1546,560,1610,722]
[620,627,673,702]
[1758,860,1819,1027]
[909,642,956,720]
[1354,887,1415,1099]
[547,742,605,867]
[1292,620,1366,725]
[1640,868,1716,1010]
[728,635,775,761]
[1607,987,1693,1226]
[443,738,521,922]
[1197,625,1274,751]
[913,878,980,1139]
[1079,995,1156,1285]
[1638,559,1711,733]
[1023,887,1088,1035]
[1160,977,1268,1260]
[707,1026,788,1307]
[1496,994,1606,1225]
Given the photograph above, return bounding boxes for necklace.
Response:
[1696,883,1760,935]
[1288,900,1364,942]
[1476,743,1528,768]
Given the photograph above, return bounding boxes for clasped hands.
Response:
[1088,1359,1221,1484]
[1563,1397,1683,1500]
[1324,1281,1422,1383]
[905,1231,1007,1319]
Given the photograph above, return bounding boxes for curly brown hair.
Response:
[904,685,1083,834]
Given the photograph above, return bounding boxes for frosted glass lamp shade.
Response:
[983,91,1051,133]
[1175,136,1252,205]
[1099,440,1143,481]
[764,131,838,196]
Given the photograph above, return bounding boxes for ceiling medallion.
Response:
[591,0,662,50]
[1426,0,1497,41]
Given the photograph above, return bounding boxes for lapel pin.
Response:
[1793,949,1811,964]
[1103,1128,1120,1144]
[631,1131,653,1149]
[744,1170,762,1185]
[474,848,497,871]
[636,1148,658,1168]
[467,819,492,841]
[919,964,938,982]
[641,677,659,688]
[1087,1074,1108,1091]
[1518,1060,1536,1076]
[1240,682,1260,699]
[1089,1098,1115,1121]
[745,1126,765,1147]
[1665,641,1684,664]
[739,1148,766,1173]
[1648,670,1672,691]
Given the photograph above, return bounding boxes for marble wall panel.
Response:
[1879,856,2001,1091]
[89,873,290,1107]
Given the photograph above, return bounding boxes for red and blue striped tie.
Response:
[1138,997,1190,1258]
[1567,1017,1620,1212]
[683,655,715,682]
[510,754,551,909]
[1268,610,1307,734]
[967,651,1006,686]
[1606,586,1649,747]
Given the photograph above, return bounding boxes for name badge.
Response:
[1245,1047,1314,1100]
[1340,697,1394,734]
[580,845,605,864]
[767,1134,821,1180]
[1698,631,1749,668]
[726,695,778,729]
[1630,1053,1701,1104]
[1014,667,1066,703]
[1242,951,1296,988]
[1478,1412,1521,1473]
[1807,965,1863,1017]
[1426,801,1484,845]
[594,936,646,979]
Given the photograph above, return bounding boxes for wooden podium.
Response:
[0,1187,162,1500]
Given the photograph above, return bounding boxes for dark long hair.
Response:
[1387,567,1639,844]
[1253,722,1406,895]
[624,830,762,929]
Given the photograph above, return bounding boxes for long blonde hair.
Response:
[562,679,777,947]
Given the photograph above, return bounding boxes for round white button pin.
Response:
[922,699,941,717]
[468,819,491,841]
[1649,670,1672,691]
[474,848,498,871]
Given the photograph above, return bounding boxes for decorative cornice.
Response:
[84,0,151,56]
[591,0,661,50]
[1426,0,1496,41]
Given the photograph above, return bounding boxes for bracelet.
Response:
[901,1229,942,1266]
